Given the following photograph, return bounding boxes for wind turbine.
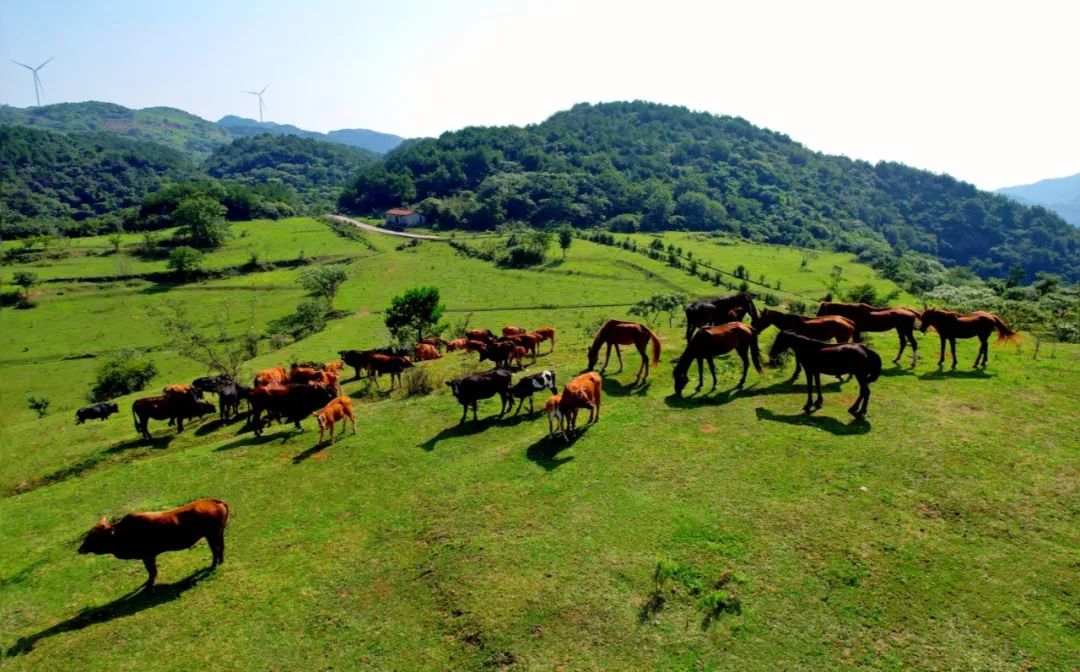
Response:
[11,57,53,107]
[244,84,269,123]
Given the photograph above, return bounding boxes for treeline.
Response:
[338,101,1079,282]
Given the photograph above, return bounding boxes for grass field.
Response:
[1,219,1077,670]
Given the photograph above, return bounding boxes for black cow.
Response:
[339,347,411,380]
[192,375,229,395]
[446,370,513,423]
[247,383,335,436]
[510,369,557,415]
[75,402,120,425]
[217,381,250,421]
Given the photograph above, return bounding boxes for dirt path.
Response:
[327,214,447,241]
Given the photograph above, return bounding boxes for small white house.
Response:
[384,208,426,229]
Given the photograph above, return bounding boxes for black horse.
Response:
[769,331,881,418]
[684,292,758,341]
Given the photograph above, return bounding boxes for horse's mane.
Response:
[588,320,618,354]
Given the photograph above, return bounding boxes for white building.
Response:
[384,208,426,229]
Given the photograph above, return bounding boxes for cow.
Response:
[191,375,228,395]
[310,370,341,394]
[480,340,516,369]
[78,498,229,588]
[217,381,250,421]
[367,354,413,389]
[545,393,564,436]
[465,328,496,343]
[533,326,556,353]
[163,383,202,399]
[559,371,603,440]
[419,336,447,351]
[415,343,442,361]
[504,332,540,362]
[445,338,468,352]
[288,365,323,384]
[323,360,345,374]
[502,325,526,337]
[247,383,336,437]
[465,339,489,354]
[510,369,557,415]
[338,348,410,380]
[446,369,513,423]
[314,396,357,446]
[75,402,120,424]
[132,395,215,439]
[254,366,288,388]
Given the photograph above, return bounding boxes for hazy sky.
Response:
[1,0,1076,190]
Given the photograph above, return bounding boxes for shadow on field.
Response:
[419,414,507,451]
[12,437,171,496]
[920,367,995,381]
[193,415,246,436]
[213,429,295,452]
[5,568,213,657]
[602,378,651,397]
[525,426,590,471]
[754,407,871,435]
[878,366,917,378]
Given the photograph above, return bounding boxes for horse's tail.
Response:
[749,331,764,374]
[865,347,882,383]
[991,315,1021,344]
[649,329,662,365]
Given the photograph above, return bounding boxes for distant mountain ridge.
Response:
[217,115,404,153]
[997,172,1080,226]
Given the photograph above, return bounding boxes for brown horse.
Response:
[919,308,1019,369]
[816,301,921,366]
[770,331,882,418]
[753,309,858,381]
[586,320,661,383]
[684,293,759,341]
[672,322,763,396]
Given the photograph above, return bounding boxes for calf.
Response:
[254,366,288,387]
[367,354,413,389]
[559,371,603,440]
[506,332,540,362]
[315,396,357,446]
[419,336,446,350]
[533,326,556,353]
[545,393,564,436]
[323,359,345,374]
[132,395,215,439]
[446,369,513,423]
[415,343,442,361]
[311,370,341,394]
[247,383,336,437]
[78,498,229,588]
[445,338,468,352]
[75,402,120,424]
[510,369,557,415]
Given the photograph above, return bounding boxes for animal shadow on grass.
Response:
[419,415,505,451]
[602,378,651,397]
[5,568,213,657]
[525,426,589,471]
[920,368,995,381]
[878,366,916,378]
[213,427,295,452]
[754,407,871,436]
[292,440,334,464]
[193,415,247,437]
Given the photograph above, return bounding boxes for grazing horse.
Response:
[919,308,1019,369]
[586,320,661,383]
[816,302,921,366]
[533,326,556,353]
[684,293,759,341]
[672,322,764,396]
[753,309,858,381]
[769,331,881,418]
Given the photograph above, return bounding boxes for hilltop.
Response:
[998,171,1080,225]
[343,101,1080,282]
[218,115,405,153]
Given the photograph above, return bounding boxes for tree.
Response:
[90,350,158,401]
[557,226,573,259]
[149,300,259,381]
[106,232,124,254]
[12,271,38,300]
[298,265,349,308]
[385,286,445,345]
[167,246,204,276]
[174,196,229,248]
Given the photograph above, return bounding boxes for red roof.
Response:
[385,209,415,216]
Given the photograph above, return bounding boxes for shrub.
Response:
[90,350,158,401]
[166,246,204,276]
[763,293,781,306]
[173,196,229,248]
[402,366,437,397]
[27,395,51,419]
[298,265,348,308]
[787,299,808,315]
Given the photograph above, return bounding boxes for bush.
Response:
[166,246,204,276]
[298,265,348,307]
[90,350,158,401]
[786,299,808,315]
[27,395,51,419]
[402,367,437,397]
[763,293,781,306]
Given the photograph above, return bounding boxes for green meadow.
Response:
[0,219,1076,670]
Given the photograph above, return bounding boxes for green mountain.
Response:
[0,101,231,161]
[998,172,1080,226]
[341,101,1079,281]
[0,125,197,232]
[204,133,378,206]
[218,115,404,153]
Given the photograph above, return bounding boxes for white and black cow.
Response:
[510,370,557,415]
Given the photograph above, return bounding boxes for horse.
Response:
[586,320,661,383]
[672,322,763,396]
[919,308,1019,369]
[769,331,881,418]
[753,309,858,381]
[816,301,921,366]
[684,293,759,341]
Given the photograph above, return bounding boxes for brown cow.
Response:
[445,338,468,352]
[307,370,341,394]
[465,339,488,354]
[247,383,336,436]
[132,395,215,439]
[288,365,323,384]
[254,366,288,387]
[465,328,495,343]
[415,343,442,361]
[545,393,563,436]
[78,498,229,588]
[367,354,413,389]
[163,383,199,397]
[559,371,602,440]
[323,360,345,374]
[533,326,556,353]
[506,332,540,362]
[315,396,357,446]
[502,325,526,337]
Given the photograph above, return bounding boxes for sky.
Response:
[0,0,1076,190]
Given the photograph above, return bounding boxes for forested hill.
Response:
[0,102,231,161]
[204,134,377,206]
[341,101,1079,281]
[218,116,405,154]
[0,125,197,226]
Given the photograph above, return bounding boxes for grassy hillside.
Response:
[1,220,1076,670]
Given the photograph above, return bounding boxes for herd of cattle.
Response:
[72,293,1021,588]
